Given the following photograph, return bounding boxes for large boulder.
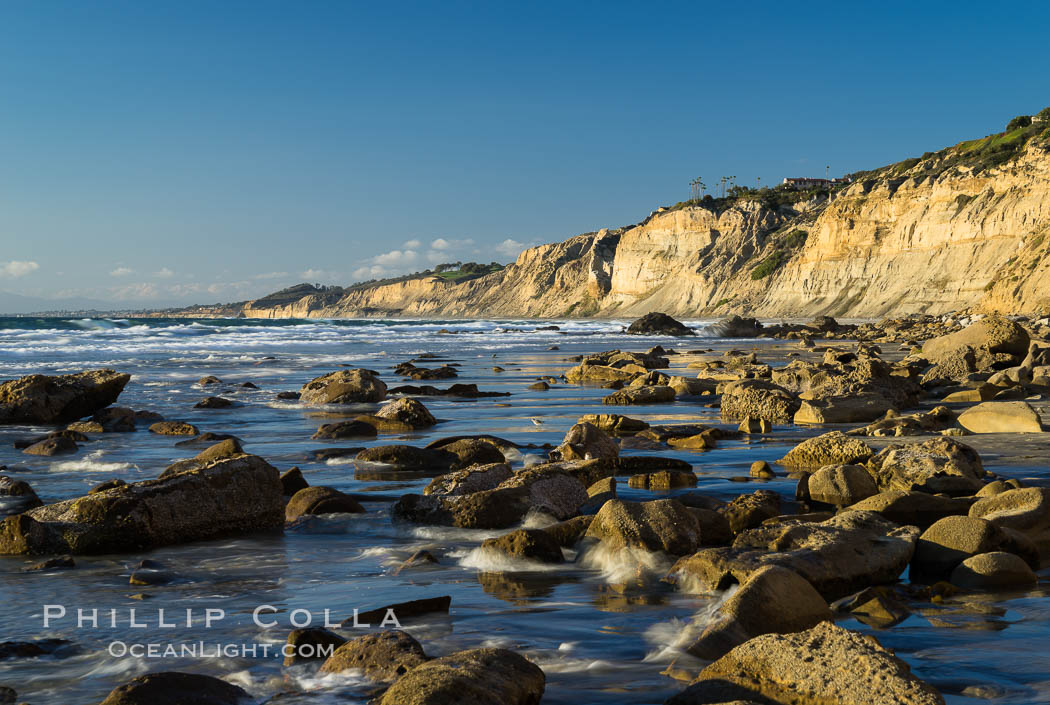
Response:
[0,454,283,555]
[552,422,619,461]
[866,437,984,495]
[355,444,457,470]
[626,312,695,336]
[481,528,565,563]
[603,385,676,405]
[394,465,587,529]
[671,511,920,600]
[375,398,438,429]
[922,315,1029,361]
[424,463,513,496]
[794,393,896,424]
[720,380,800,422]
[806,464,878,506]
[778,431,875,468]
[585,499,702,555]
[299,369,386,404]
[711,316,764,338]
[99,672,251,705]
[957,401,1043,433]
[968,487,1050,534]
[666,622,945,705]
[285,486,365,521]
[319,630,428,680]
[577,413,649,435]
[0,370,130,424]
[949,551,1037,590]
[378,647,545,705]
[848,491,968,529]
[688,565,831,660]
[911,515,1008,580]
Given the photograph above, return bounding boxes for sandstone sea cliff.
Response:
[183,126,1050,320]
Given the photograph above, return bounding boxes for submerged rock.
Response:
[285,486,365,521]
[99,672,250,705]
[0,369,130,424]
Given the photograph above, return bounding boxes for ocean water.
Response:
[0,317,1046,704]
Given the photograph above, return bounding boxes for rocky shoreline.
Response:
[1,311,1049,703]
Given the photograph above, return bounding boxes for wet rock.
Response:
[749,461,774,479]
[389,383,510,399]
[0,686,13,704]
[395,465,586,529]
[375,397,438,428]
[841,586,912,628]
[392,549,440,575]
[0,369,131,424]
[957,401,1043,433]
[399,364,458,380]
[319,630,426,679]
[346,595,451,626]
[867,437,984,495]
[23,435,78,456]
[148,421,200,436]
[794,393,897,424]
[0,476,42,510]
[528,381,550,390]
[66,420,104,433]
[848,491,968,529]
[0,638,72,660]
[711,315,764,338]
[968,487,1050,534]
[424,463,513,496]
[949,551,1037,590]
[194,396,233,409]
[806,465,878,506]
[628,470,698,490]
[300,369,387,404]
[666,622,945,705]
[0,454,283,555]
[198,376,222,386]
[173,432,240,447]
[626,312,695,336]
[312,419,379,439]
[738,417,772,434]
[99,671,250,705]
[603,385,676,405]
[853,406,956,437]
[778,431,875,468]
[688,565,832,660]
[912,516,1008,581]
[280,467,308,496]
[666,434,714,450]
[482,528,565,563]
[89,478,129,494]
[441,439,507,468]
[552,422,619,461]
[356,444,457,470]
[24,555,75,571]
[378,647,544,705]
[544,515,595,546]
[161,439,246,476]
[283,627,347,666]
[721,490,781,533]
[923,315,1029,361]
[671,511,920,600]
[577,413,650,435]
[285,486,365,521]
[585,499,702,555]
[91,406,137,432]
[720,380,800,422]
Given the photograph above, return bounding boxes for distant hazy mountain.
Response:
[0,290,123,315]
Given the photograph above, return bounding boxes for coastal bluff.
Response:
[179,130,1050,320]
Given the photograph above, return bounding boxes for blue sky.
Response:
[1,0,1048,310]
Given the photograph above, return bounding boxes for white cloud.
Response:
[403,239,423,249]
[253,271,290,280]
[110,267,134,277]
[154,267,175,279]
[0,260,40,278]
[301,268,343,282]
[494,238,526,258]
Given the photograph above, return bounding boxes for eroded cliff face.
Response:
[232,138,1050,320]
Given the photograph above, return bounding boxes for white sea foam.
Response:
[459,545,565,572]
[50,450,136,473]
[576,541,672,584]
[641,586,738,663]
